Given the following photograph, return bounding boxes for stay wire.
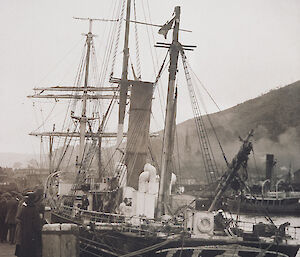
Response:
[54,125,79,173]
[53,42,87,167]
[185,58,228,169]
[98,0,120,84]
[110,0,126,78]
[33,37,84,88]
[141,0,166,121]
[32,103,57,133]
[180,52,219,184]
[86,97,117,176]
[189,64,241,140]
[133,0,141,79]
[96,0,118,83]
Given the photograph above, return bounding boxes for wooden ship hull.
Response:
[29,1,300,257]
[50,209,299,257]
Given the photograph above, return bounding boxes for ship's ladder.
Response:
[180,48,219,185]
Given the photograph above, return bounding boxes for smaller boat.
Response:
[227,191,300,215]
[227,154,300,216]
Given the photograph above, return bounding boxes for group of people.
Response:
[0,189,44,257]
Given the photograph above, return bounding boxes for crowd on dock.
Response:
[0,189,44,257]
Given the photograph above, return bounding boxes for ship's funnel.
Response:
[266,154,275,181]
[125,81,153,189]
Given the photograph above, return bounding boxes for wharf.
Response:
[0,242,15,257]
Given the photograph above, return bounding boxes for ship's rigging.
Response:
[27,1,300,257]
[29,0,231,204]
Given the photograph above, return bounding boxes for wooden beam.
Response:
[29,132,121,138]
[110,78,153,87]
[33,86,120,92]
[27,94,119,100]
[29,131,158,138]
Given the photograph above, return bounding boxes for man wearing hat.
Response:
[15,191,42,257]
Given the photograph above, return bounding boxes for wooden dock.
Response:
[0,242,15,257]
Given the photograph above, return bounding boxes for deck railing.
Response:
[55,205,176,237]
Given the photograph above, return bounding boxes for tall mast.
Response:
[208,130,254,212]
[48,124,55,174]
[157,6,181,217]
[116,0,131,147]
[49,136,53,174]
[79,20,93,163]
[28,17,120,177]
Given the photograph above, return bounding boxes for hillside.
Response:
[150,80,300,183]
[2,80,300,184]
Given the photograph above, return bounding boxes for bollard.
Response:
[42,223,79,257]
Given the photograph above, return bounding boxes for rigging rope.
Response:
[110,0,126,78]
[54,126,78,173]
[184,59,228,168]
[188,64,242,141]
[154,49,169,89]
[96,0,119,84]
[133,0,141,79]
[101,47,169,180]
[53,42,87,167]
[180,49,219,186]
[34,38,84,89]
[141,0,166,121]
[32,103,57,133]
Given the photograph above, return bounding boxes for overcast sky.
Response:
[1,0,300,154]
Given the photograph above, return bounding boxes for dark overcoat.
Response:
[15,202,42,257]
[5,198,18,225]
[0,198,8,241]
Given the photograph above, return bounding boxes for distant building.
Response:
[12,168,49,190]
[13,168,49,177]
[293,169,300,184]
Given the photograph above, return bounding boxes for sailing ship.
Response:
[28,1,300,256]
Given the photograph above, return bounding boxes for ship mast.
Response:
[110,0,155,188]
[208,130,254,212]
[157,6,181,217]
[49,125,55,174]
[28,18,120,174]
[116,0,131,147]
[79,19,93,163]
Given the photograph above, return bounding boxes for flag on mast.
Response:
[158,17,175,39]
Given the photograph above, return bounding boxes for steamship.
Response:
[28,1,300,256]
[228,154,300,215]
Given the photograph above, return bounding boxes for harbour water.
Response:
[236,214,300,256]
